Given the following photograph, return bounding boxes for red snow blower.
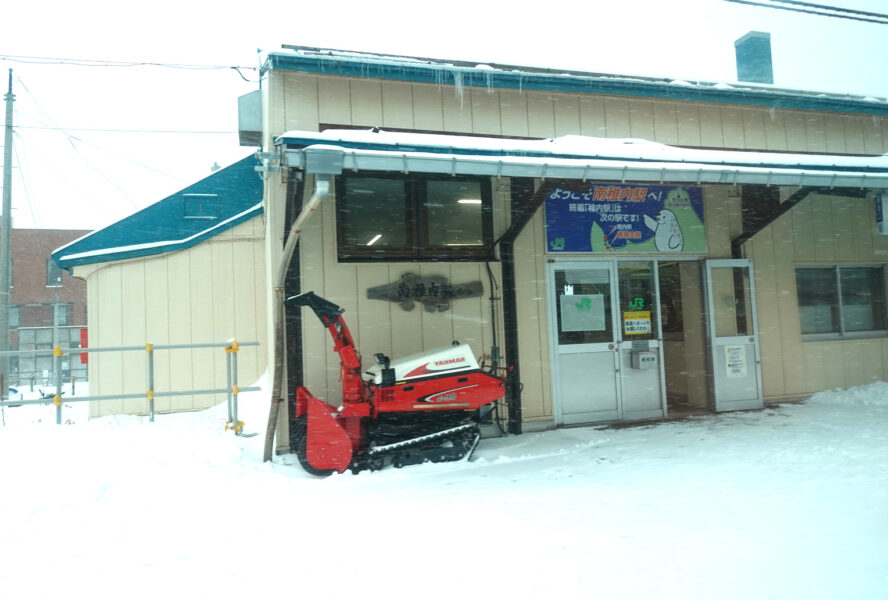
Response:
[287,292,506,475]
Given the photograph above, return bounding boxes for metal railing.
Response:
[0,340,260,434]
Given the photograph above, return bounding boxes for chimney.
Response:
[734,31,773,84]
[238,90,262,147]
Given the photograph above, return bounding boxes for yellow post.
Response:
[146,343,155,422]
[224,339,243,434]
[53,346,64,424]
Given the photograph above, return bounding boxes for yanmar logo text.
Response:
[435,357,466,367]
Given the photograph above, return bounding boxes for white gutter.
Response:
[283,145,888,189]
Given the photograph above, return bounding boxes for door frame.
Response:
[547,257,666,425]
[702,258,764,411]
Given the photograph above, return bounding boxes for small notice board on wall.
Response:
[623,311,652,335]
[725,345,748,378]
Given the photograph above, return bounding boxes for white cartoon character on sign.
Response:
[644,209,683,252]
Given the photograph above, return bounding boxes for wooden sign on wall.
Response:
[367,273,483,312]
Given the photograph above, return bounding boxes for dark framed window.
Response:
[335,172,493,261]
[46,258,63,287]
[796,265,887,338]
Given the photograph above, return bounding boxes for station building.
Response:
[55,44,888,447]
[257,45,888,447]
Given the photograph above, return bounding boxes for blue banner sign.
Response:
[545,184,706,253]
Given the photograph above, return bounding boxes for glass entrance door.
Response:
[616,261,665,419]
[550,260,665,425]
[703,259,763,411]
[552,263,620,423]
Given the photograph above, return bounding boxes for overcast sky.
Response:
[1,0,886,231]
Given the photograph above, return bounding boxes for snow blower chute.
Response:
[288,292,506,475]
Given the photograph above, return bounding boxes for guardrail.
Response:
[0,340,260,435]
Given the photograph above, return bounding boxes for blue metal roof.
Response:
[265,48,888,116]
[53,155,263,269]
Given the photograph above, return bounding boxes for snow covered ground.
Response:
[1,379,886,599]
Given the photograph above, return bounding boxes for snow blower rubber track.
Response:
[352,423,481,472]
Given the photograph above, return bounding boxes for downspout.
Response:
[283,175,306,423]
[263,175,331,461]
[497,178,548,435]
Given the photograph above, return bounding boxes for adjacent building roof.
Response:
[265,46,888,116]
[278,128,888,189]
[53,156,262,270]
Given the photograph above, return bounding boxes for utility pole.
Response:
[0,69,14,388]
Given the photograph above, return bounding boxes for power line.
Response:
[10,137,38,226]
[10,128,119,225]
[13,115,192,183]
[12,75,238,136]
[0,54,262,84]
[13,78,233,135]
[12,74,177,214]
[775,0,888,19]
[15,124,236,135]
[0,53,259,71]
[723,0,888,23]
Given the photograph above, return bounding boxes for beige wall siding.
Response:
[76,218,267,418]
[294,176,508,407]
[744,192,888,399]
[703,185,743,258]
[514,208,553,422]
[270,71,888,155]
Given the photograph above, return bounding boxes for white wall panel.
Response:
[84,220,267,417]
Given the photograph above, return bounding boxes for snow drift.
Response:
[1,379,886,599]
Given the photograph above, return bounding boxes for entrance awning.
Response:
[276,128,888,189]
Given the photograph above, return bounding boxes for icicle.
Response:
[452,70,465,109]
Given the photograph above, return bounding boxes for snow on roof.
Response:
[277,128,888,188]
[266,46,888,116]
[52,156,263,270]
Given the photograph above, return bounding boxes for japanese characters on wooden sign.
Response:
[367,273,483,312]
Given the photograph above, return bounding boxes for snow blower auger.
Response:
[287,291,506,476]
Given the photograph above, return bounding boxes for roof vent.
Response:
[184,194,218,219]
[735,31,774,84]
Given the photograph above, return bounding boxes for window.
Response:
[54,304,69,326]
[335,172,492,261]
[46,258,63,287]
[796,266,887,338]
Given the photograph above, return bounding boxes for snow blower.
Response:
[288,291,506,475]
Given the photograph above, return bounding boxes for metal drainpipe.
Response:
[284,175,306,408]
[500,237,522,434]
[264,174,331,461]
[497,178,545,435]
